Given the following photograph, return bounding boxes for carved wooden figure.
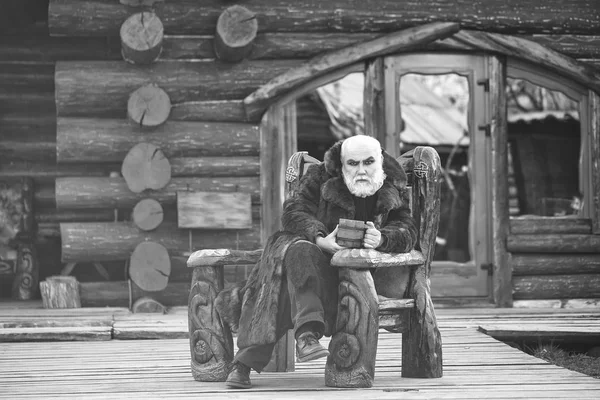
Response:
[188,261,234,381]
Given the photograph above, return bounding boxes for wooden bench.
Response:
[187,146,443,387]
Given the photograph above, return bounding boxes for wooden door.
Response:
[382,54,496,299]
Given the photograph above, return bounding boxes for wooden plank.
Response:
[55,177,260,209]
[60,221,261,262]
[55,60,301,118]
[177,191,252,229]
[48,0,600,36]
[512,254,600,276]
[489,55,511,307]
[507,234,600,252]
[244,23,460,120]
[0,326,112,342]
[513,299,600,309]
[513,273,600,300]
[57,117,260,163]
[510,217,593,234]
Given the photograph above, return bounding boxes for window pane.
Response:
[506,78,583,217]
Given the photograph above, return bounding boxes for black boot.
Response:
[225,361,252,389]
[296,332,329,362]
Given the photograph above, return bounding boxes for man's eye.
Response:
[364,160,373,165]
[349,161,358,166]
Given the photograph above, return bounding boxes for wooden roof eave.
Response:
[244,25,600,122]
[243,22,461,121]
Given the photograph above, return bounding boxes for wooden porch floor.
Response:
[0,303,599,399]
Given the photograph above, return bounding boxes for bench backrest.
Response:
[285,146,442,278]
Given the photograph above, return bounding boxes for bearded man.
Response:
[220,135,417,389]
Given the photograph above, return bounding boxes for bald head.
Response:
[340,136,386,197]
[341,135,382,164]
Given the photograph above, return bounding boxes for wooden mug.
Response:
[336,218,368,248]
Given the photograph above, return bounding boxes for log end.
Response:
[214,5,258,63]
[133,198,164,231]
[120,11,164,65]
[121,142,172,193]
[129,241,171,292]
[127,84,171,128]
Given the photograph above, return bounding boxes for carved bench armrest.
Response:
[187,249,263,268]
[330,248,424,269]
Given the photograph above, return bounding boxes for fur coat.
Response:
[215,141,418,351]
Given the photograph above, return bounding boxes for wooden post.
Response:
[121,142,172,193]
[127,84,171,128]
[120,11,164,65]
[133,198,164,231]
[40,276,81,309]
[214,5,258,62]
[325,268,379,388]
[189,266,234,381]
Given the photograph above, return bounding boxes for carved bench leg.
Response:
[325,268,379,388]
[12,242,37,300]
[401,266,443,378]
[188,266,233,381]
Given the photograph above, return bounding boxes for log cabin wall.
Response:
[1,0,599,307]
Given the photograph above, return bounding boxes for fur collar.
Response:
[321,139,408,214]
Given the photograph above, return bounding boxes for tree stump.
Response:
[127,84,171,128]
[129,241,171,292]
[120,11,164,64]
[133,198,164,231]
[40,276,81,309]
[214,5,258,62]
[121,142,171,193]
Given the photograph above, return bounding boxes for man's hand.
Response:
[316,225,345,254]
[363,221,383,249]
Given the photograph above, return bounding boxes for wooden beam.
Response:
[244,23,460,120]
[55,60,301,118]
[489,55,512,307]
[55,177,260,209]
[57,117,259,163]
[364,57,385,142]
[60,221,261,262]
[443,30,600,95]
[512,254,600,276]
[513,274,600,300]
[509,217,592,235]
[48,0,600,36]
[169,157,259,177]
[169,100,247,122]
[80,281,190,307]
[507,234,600,253]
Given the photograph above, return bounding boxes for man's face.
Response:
[341,140,386,198]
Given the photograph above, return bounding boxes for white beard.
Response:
[343,167,387,198]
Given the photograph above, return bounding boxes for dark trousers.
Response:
[234,241,335,372]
